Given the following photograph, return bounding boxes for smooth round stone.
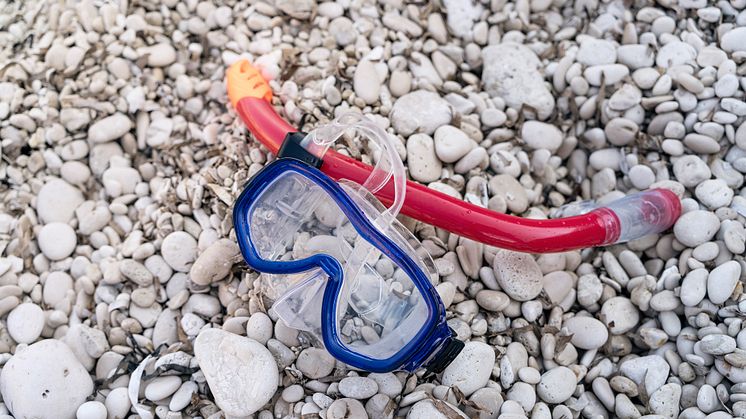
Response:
[434,125,474,163]
[628,165,656,190]
[492,250,543,301]
[518,367,541,384]
[194,329,278,417]
[673,211,720,248]
[145,376,182,401]
[281,384,305,403]
[389,90,452,136]
[169,381,198,411]
[0,339,93,419]
[190,239,240,286]
[353,60,380,105]
[38,222,77,261]
[542,271,573,304]
[537,367,577,403]
[408,400,467,419]
[707,261,741,304]
[105,388,130,419]
[36,179,84,223]
[506,381,535,412]
[296,347,335,379]
[88,113,133,143]
[695,179,733,209]
[673,155,711,188]
[368,372,403,399]
[521,121,563,153]
[338,377,378,399]
[649,290,680,311]
[700,334,737,355]
[600,297,639,335]
[102,166,141,195]
[76,401,107,419]
[441,341,495,396]
[144,43,176,67]
[246,312,273,345]
[7,303,44,344]
[584,64,629,85]
[43,271,74,306]
[161,231,198,272]
[680,268,708,306]
[656,41,697,67]
[407,134,442,183]
[576,38,617,66]
[475,290,510,312]
[605,117,639,146]
[60,161,91,185]
[489,175,528,213]
[564,316,609,349]
[721,27,746,52]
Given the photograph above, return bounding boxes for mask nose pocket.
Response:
[272,268,328,346]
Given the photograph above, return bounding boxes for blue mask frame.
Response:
[233,158,454,372]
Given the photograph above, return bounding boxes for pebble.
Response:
[564,316,608,349]
[190,239,240,285]
[441,341,495,396]
[353,60,380,105]
[161,231,198,272]
[434,125,474,163]
[390,90,452,136]
[144,43,177,67]
[674,211,720,248]
[194,329,278,416]
[338,377,378,399]
[0,340,93,419]
[38,222,77,260]
[680,268,708,306]
[170,381,198,411]
[105,388,130,419]
[407,134,442,183]
[721,27,746,52]
[36,179,83,223]
[522,121,563,153]
[88,113,132,143]
[7,303,44,344]
[537,367,577,403]
[492,250,543,301]
[408,399,467,419]
[600,297,639,335]
[75,401,107,419]
[577,38,617,66]
[482,43,555,119]
[145,376,182,401]
[296,347,336,379]
[620,355,670,395]
[707,261,741,304]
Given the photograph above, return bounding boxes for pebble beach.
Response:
[3,0,746,418]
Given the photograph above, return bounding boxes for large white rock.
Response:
[482,43,555,120]
[0,339,93,419]
[194,328,278,416]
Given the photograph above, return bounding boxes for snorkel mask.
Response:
[233,113,463,373]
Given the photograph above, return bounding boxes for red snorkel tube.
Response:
[226,60,681,253]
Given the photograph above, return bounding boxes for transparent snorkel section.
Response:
[250,111,438,362]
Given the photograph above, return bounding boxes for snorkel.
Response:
[226,60,682,254]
